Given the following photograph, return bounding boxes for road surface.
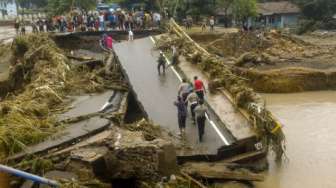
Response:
[114,37,235,156]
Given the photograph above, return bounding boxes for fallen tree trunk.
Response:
[181,162,264,181]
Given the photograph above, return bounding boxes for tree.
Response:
[216,0,234,27]
[232,0,257,24]
[294,0,336,20]
[159,0,215,20]
[47,0,96,15]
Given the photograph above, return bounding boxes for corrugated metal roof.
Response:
[257,1,300,15]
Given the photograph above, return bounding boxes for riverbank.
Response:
[189,30,336,93]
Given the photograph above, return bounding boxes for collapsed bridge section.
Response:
[114,37,260,160]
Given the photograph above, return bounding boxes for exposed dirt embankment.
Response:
[191,31,336,93]
[235,67,336,93]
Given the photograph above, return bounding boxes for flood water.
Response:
[256,91,336,188]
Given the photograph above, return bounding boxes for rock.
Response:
[104,128,177,181]
[40,171,78,188]
[67,146,109,181]
[20,180,34,188]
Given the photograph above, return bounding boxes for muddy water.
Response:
[256,91,336,188]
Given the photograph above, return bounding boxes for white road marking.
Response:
[206,114,230,145]
[100,102,110,111]
[149,36,229,145]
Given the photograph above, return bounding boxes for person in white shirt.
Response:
[209,16,215,32]
[99,14,105,31]
[128,30,134,41]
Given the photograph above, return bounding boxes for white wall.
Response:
[0,2,17,20]
[6,2,17,17]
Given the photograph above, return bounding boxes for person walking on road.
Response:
[157,51,166,75]
[178,79,191,102]
[195,100,208,142]
[194,76,206,100]
[185,90,199,124]
[174,96,188,137]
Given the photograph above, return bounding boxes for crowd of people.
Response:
[184,16,216,32]
[14,9,162,34]
[53,10,161,33]
[174,76,208,142]
[157,49,209,143]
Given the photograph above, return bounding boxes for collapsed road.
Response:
[113,37,262,161]
[0,28,281,187]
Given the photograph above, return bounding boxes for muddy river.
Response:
[256,91,336,188]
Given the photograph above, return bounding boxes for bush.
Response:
[297,18,336,34]
[13,36,29,57]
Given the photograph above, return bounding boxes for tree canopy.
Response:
[47,0,96,15]
[232,0,257,23]
[294,0,336,20]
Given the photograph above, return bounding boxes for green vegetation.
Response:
[294,0,336,32]
[47,0,97,15]
[231,0,257,24]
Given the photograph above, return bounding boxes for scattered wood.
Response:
[181,162,264,182]
[180,171,208,188]
[67,54,94,61]
[170,19,210,56]
[220,150,266,164]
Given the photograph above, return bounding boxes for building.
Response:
[216,1,300,28]
[256,1,300,28]
[0,1,17,18]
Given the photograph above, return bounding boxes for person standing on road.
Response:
[194,100,208,142]
[185,90,199,124]
[209,16,215,32]
[106,35,113,49]
[14,19,20,34]
[194,76,206,100]
[166,45,179,69]
[157,51,166,75]
[174,96,187,137]
[172,45,179,65]
[201,18,207,32]
[128,29,134,41]
[178,79,191,102]
[20,21,26,35]
[99,13,105,31]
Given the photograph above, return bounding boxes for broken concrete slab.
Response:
[68,146,110,180]
[181,162,264,181]
[59,90,123,121]
[104,127,178,181]
[40,171,78,188]
[8,117,111,161]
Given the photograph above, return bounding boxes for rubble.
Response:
[0,33,125,159]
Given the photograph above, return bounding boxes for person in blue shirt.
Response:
[174,96,187,137]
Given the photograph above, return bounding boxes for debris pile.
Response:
[0,33,124,159]
[193,31,327,61]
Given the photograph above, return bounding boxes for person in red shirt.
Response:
[194,76,206,100]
